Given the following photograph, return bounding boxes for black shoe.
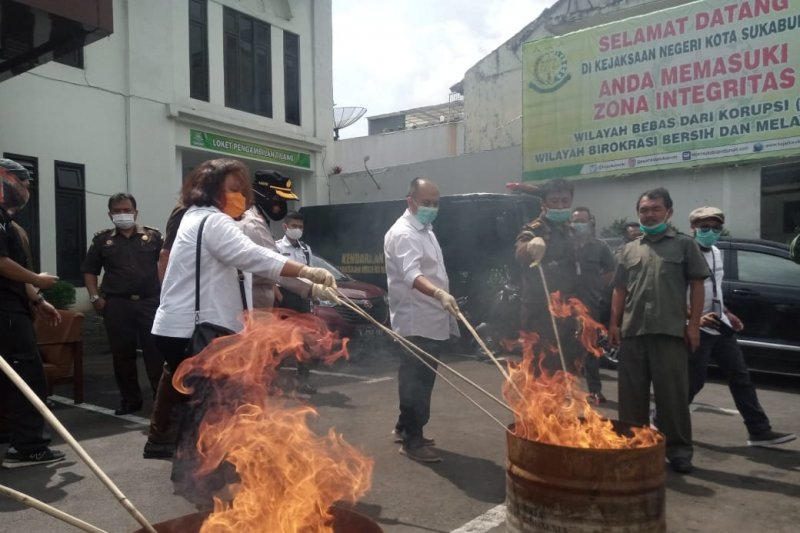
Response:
[114,403,143,416]
[669,458,693,474]
[3,448,65,468]
[399,445,441,463]
[296,383,317,395]
[587,392,606,404]
[143,440,176,459]
[747,430,797,447]
[391,430,435,447]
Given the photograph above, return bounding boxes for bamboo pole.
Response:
[0,484,110,533]
[0,356,157,533]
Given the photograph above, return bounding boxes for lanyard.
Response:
[709,249,722,315]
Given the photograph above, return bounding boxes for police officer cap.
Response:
[0,159,31,181]
[689,206,725,224]
[253,170,299,201]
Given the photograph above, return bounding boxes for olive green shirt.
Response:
[614,228,709,339]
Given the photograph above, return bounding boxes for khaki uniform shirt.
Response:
[614,228,709,339]
[81,225,162,297]
[516,217,579,306]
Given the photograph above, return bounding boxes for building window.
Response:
[3,153,39,270]
[223,7,272,117]
[54,161,86,285]
[284,31,300,125]
[189,0,209,101]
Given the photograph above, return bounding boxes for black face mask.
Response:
[257,199,287,221]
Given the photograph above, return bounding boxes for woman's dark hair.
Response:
[181,158,253,208]
[636,187,673,211]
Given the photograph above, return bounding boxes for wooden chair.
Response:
[35,310,85,404]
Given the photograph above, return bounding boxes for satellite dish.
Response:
[333,106,367,140]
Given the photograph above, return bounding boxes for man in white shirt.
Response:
[687,206,795,447]
[276,211,313,314]
[384,177,460,463]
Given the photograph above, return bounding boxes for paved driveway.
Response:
[1,342,798,533]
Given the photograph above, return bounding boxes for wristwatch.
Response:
[89,295,101,303]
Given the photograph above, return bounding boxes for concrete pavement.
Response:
[1,343,799,533]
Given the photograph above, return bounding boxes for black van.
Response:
[300,193,540,328]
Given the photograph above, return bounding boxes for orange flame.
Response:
[172,309,373,532]
[503,293,660,449]
[547,290,606,358]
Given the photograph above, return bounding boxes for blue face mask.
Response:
[572,222,591,237]
[640,222,667,235]
[695,227,721,248]
[545,208,572,223]
[415,205,439,225]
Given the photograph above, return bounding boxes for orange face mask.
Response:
[222,192,247,219]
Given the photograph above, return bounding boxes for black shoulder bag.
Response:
[184,214,249,357]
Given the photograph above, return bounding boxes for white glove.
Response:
[526,237,546,266]
[311,283,341,304]
[433,288,459,316]
[298,266,337,288]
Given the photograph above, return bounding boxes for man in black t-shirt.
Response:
[0,159,65,467]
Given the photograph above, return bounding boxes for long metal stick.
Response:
[0,356,158,533]
[336,293,513,413]
[455,311,525,401]
[0,484,110,533]
[334,293,515,430]
[536,264,569,374]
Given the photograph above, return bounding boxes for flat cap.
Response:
[689,206,725,224]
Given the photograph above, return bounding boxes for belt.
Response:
[106,294,150,301]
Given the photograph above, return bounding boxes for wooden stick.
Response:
[0,484,110,533]
[0,357,158,533]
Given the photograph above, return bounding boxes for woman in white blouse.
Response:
[151,158,335,370]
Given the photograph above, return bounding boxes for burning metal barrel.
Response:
[132,507,383,533]
[506,421,666,533]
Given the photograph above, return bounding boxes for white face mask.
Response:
[111,213,136,229]
[285,227,303,240]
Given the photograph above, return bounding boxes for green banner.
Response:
[523,0,800,181]
[189,129,311,169]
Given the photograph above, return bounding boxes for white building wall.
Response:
[333,122,463,174]
[0,0,334,289]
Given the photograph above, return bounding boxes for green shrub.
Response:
[41,280,76,310]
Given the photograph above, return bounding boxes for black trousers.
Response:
[103,296,163,408]
[148,336,191,445]
[0,310,51,453]
[688,331,771,435]
[395,336,445,448]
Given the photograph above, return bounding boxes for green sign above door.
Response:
[190,129,311,169]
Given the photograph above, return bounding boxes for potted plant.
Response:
[37,280,85,402]
[41,280,76,310]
